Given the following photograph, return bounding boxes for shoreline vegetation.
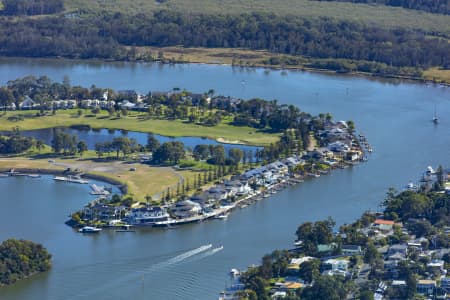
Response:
[130,47,450,86]
[0,239,51,286]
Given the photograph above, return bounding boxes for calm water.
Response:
[0,58,449,300]
[15,128,261,155]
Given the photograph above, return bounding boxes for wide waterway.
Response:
[0,58,449,300]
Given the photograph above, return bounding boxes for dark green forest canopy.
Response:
[313,0,450,15]
[0,239,52,285]
[1,0,64,15]
[0,11,449,71]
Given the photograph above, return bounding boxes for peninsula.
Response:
[0,76,370,229]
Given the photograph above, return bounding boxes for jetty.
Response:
[54,175,89,184]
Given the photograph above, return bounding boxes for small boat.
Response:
[0,174,9,178]
[433,104,439,124]
[27,174,41,178]
[294,240,303,247]
[78,226,102,233]
[215,213,229,220]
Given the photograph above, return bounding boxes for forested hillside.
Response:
[1,0,64,15]
[314,0,450,15]
[0,0,449,80]
[0,12,448,69]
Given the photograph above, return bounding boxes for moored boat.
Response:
[78,226,102,233]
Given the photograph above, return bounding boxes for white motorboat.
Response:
[78,226,102,233]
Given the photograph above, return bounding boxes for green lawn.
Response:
[66,0,450,35]
[0,110,278,146]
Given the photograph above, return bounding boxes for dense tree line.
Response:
[0,239,51,285]
[0,11,449,71]
[0,134,35,154]
[1,0,64,16]
[0,17,124,59]
[51,130,89,156]
[384,189,450,227]
[315,0,450,15]
[94,137,141,159]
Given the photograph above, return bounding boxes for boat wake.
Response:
[164,244,212,266]
[137,244,213,273]
[64,244,215,300]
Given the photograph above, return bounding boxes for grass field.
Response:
[423,68,450,84]
[0,155,202,201]
[0,110,279,146]
[66,0,450,35]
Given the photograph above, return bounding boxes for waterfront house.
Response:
[189,193,217,208]
[127,206,170,225]
[224,180,252,196]
[282,156,304,168]
[417,279,437,295]
[267,161,289,174]
[83,203,124,221]
[373,219,395,232]
[328,141,350,153]
[171,200,202,218]
[206,186,230,200]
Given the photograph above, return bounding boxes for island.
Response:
[0,239,52,286]
[0,75,370,229]
[223,166,450,300]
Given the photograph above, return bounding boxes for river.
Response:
[0,58,449,300]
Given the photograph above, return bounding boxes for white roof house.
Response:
[19,96,36,109]
[171,200,202,218]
